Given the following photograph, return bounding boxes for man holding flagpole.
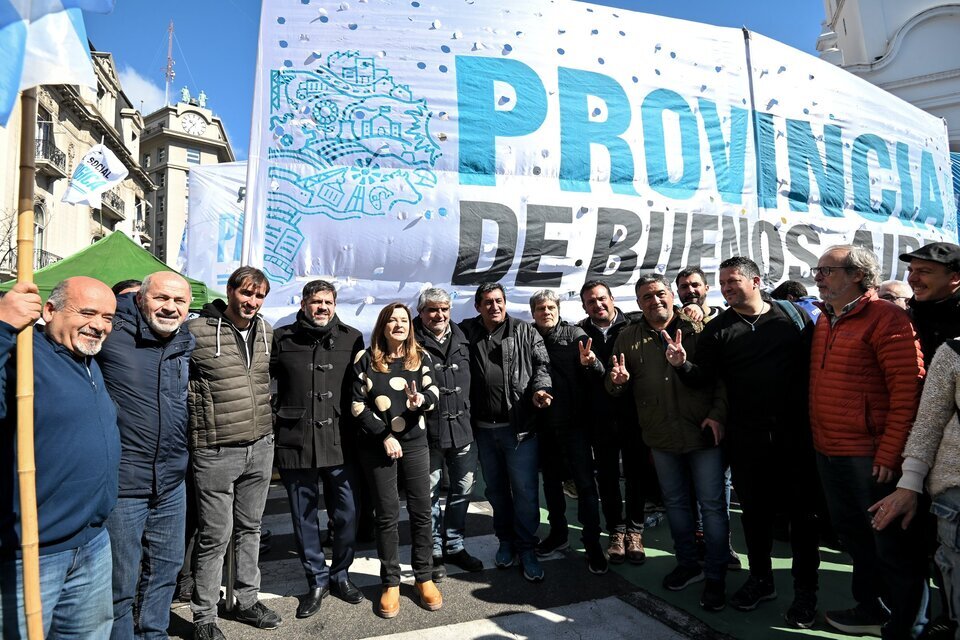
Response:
[0,277,120,639]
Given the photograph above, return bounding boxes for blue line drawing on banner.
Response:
[263,51,442,282]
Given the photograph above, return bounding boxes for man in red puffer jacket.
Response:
[810,244,926,640]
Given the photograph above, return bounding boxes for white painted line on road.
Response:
[353,596,688,640]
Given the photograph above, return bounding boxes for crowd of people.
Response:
[1,240,960,640]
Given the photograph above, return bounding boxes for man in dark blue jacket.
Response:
[0,277,120,639]
[97,271,195,639]
[414,287,484,582]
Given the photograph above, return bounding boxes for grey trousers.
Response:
[190,434,274,625]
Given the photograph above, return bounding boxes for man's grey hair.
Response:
[137,272,192,302]
[635,272,669,294]
[830,244,881,291]
[47,280,70,311]
[529,289,560,313]
[880,279,911,296]
[417,287,452,312]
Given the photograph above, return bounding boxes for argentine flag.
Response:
[0,0,114,127]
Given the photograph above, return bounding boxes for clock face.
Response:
[181,113,207,136]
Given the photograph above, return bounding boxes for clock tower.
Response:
[139,87,235,265]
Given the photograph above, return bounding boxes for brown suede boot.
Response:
[415,580,443,611]
[608,531,626,564]
[625,531,646,564]
[378,586,400,618]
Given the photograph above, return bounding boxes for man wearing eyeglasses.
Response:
[809,245,927,639]
[899,243,960,368]
[877,280,911,310]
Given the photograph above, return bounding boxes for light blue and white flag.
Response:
[0,0,114,127]
[62,142,128,207]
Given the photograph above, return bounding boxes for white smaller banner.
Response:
[180,162,247,290]
[61,143,128,207]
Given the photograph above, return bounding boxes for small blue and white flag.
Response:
[0,0,114,127]
[62,142,128,207]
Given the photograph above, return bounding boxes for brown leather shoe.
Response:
[608,531,626,564]
[415,580,443,611]
[378,586,400,618]
[625,531,646,564]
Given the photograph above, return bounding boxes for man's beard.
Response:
[76,331,106,356]
[308,314,331,327]
[146,313,181,335]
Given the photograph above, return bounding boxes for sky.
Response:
[85,0,827,161]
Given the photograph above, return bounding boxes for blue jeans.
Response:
[652,447,729,581]
[0,528,113,639]
[817,454,927,637]
[429,442,479,555]
[106,481,186,640]
[474,427,540,552]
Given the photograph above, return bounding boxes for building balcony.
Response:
[100,187,125,221]
[0,248,63,277]
[35,139,68,180]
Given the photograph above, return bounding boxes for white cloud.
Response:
[118,64,166,115]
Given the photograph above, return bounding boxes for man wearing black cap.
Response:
[898,242,960,639]
[900,242,960,367]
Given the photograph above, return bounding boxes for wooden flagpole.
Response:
[16,87,43,640]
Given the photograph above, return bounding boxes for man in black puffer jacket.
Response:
[414,287,484,582]
[529,289,606,575]
[97,271,195,639]
[271,280,365,619]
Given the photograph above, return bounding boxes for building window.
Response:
[158,148,166,164]
[34,201,46,252]
[186,148,200,164]
[157,195,165,214]
[155,172,165,188]
[143,153,151,169]
[37,108,52,145]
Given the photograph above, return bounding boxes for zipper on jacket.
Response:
[84,360,96,389]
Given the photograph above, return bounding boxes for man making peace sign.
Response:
[662,256,822,630]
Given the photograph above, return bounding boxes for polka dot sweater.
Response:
[351,348,439,449]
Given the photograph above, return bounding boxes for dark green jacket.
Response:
[606,314,726,454]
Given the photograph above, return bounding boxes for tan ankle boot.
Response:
[379,585,400,618]
[415,580,443,611]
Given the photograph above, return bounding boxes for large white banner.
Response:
[244,0,957,330]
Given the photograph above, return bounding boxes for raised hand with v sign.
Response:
[609,353,630,385]
[578,337,597,366]
[661,329,686,367]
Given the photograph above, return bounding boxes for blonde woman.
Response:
[352,302,441,617]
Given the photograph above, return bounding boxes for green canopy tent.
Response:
[0,231,224,308]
